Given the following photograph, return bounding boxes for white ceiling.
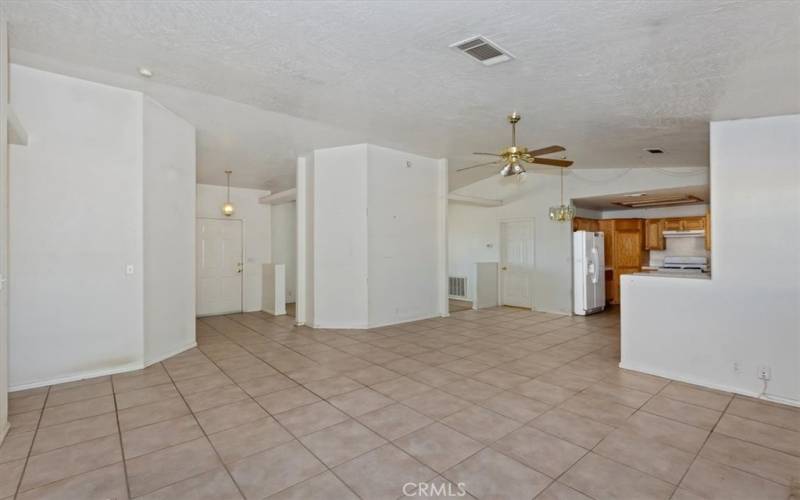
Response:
[2,1,798,191]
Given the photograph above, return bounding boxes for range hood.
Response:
[663,230,705,238]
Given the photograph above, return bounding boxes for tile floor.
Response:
[3,306,799,499]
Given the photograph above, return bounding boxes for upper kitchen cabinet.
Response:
[663,216,705,231]
[572,217,599,232]
[645,219,665,250]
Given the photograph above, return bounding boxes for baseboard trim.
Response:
[619,361,800,408]
[144,341,198,367]
[9,361,144,392]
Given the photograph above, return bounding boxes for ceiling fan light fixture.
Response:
[222,170,235,217]
[500,163,514,177]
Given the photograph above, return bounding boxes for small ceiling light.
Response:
[549,169,575,222]
[138,67,153,78]
[222,170,235,217]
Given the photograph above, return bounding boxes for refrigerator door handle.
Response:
[590,246,600,284]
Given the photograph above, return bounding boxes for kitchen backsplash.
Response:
[649,236,709,267]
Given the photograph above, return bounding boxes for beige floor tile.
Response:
[8,410,41,435]
[304,376,363,398]
[558,393,636,427]
[174,372,232,395]
[16,463,127,500]
[583,381,653,408]
[602,369,670,394]
[479,391,551,423]
[679,457,789,500]
[641,395,722,430]
[225,363,278,383]
[408,367,463,387]
[0,430,34,464]
[229,440,326,499]
[623,411,710,454]
[300,419,386,467]
[0,459,25,498]
[196,399,268,435]
[371,376,432,401]
[334,443,437,500]
[444,448,551,500]
[394,423,483,473]
[328,388,394,417]
[122,414,204,459]
[535,481,593,500]
[126,437,221,497]
[117,396,190,431]
[440,378,502,402]
[275,401,349,436]
[659,382,732,411]
[39,395,115,427]
[560,452,674,500]
[114,382,179,410]
[138,467,243,500]
[183,383,250,413]
[726,397,800,432]
[535,370,597,392]
[112,370,172,394]
[8,393,47,415]
[385,357,433,375]
[402,389,472,419]
[594,428,695,484]
[439,358,492,377]
[440,406,522,444]
[715,413,800,457]
[267,471,358,500]
[357,403,433,440]
[31,413,118,455]
[344,365,402,385]
[19,434,122,492]
[699,433,800,486]
[209,417,293,465]
[238,373,297,397]
[45,380,112,407]
[513,379,576,405]
[493,426,587,478]
[255,386,321,414]
[472,368,531,389]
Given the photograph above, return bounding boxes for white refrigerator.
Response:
[573,231,605,315]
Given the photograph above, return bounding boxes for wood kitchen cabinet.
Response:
[644,219,665,250]
[662,216,705,231]
[572,217,599,232]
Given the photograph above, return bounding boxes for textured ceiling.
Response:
[2,0,799,190]
[573,185,710,211]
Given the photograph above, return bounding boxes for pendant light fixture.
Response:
[549,169,575,222]
[222,170,235,217]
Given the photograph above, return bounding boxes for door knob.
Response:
[236,263,243,273]
[501,266,508,271]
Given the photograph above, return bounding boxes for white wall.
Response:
[622,114,800,405]
[270,201,296,303]
[196,184,270,312]
[0,18,10,439]
[143,97,196,364]
[449,167,709,313]
[312,145,369,328]
[10,65,145,387]
[367,145,442,326]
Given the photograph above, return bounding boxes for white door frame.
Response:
[498,217,535,310]
[196,216,245,316]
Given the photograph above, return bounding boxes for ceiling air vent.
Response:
[450,36,514,66]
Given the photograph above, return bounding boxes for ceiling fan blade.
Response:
[457,161,502,172]
[526,145,565,156]
[472,152,502,156]
[528,157,573,167]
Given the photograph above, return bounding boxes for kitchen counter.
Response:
[634,270,711,280]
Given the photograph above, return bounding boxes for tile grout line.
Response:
[110,376,133,500]
[12,385,50,499]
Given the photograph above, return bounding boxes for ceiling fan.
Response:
[458,112,573,176]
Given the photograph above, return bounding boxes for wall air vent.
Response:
[450,36,514,66]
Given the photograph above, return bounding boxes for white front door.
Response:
[196,218,243,316]
[500,219,534,308]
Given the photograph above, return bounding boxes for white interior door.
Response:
[500,219,534,308]
[196,218,243,316]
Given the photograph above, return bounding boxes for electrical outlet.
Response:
[732,361,741,374]
[125,264,135,275]
[757,365,771,381]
